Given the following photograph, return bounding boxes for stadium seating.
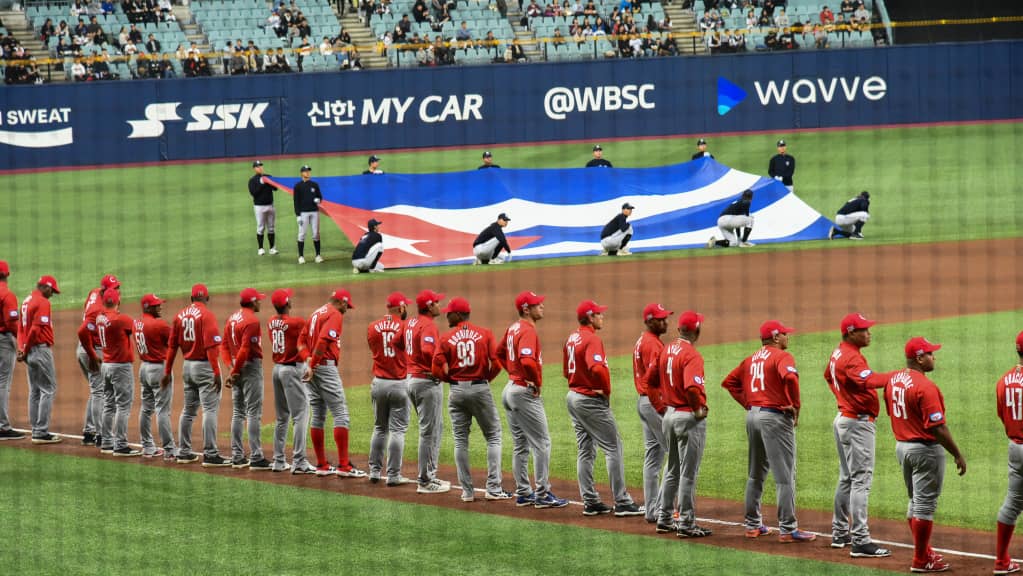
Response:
[697,0,878,52]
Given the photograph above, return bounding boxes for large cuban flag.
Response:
[272,158,833,269]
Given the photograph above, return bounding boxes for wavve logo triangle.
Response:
[717,77,747,116]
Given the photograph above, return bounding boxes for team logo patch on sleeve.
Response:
[250,336,259,343]
[328,330,338,339]
[213,335,222,343]
[929,411,943,422]
[593,354,603,362]
[859,369,873,379]
[786,366,798,373]
[694,376,705,386]
[8,311,17,318]
[86,323,96,331]
[40,315,50,324]
[424,336,435,343]
[520,347,533,356]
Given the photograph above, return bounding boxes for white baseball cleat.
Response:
[257,248,266,256]
[739,242,756,248]
[315,255,324,263]
[298,256,306,264]
[269,247,279,255]
[707,236,716,249]
[619,248,632,256]
[352,267,360,274]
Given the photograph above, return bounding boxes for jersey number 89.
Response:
[271,329,286,355]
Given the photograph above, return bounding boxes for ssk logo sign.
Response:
[127,102,269,138]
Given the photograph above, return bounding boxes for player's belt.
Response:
[184,359,208,363]
[409,373,438,381]
[669,405,694,412]
[900,439,937,446]
[454,380,488,385]
[315,360,336,366]
[142,361,165,365]
[277,362,298,367]
[568,387,600,397]
[752,406,785,415]
[840,411,876,422]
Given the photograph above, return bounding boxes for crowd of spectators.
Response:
[220,28,363,74]
[701,0,875,53]
[2,28,44,84]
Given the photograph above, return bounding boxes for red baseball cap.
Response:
[386,291,411,308]
[905,337,941,358]
[515,291,545,310]
[443,297,471,314]
[415,289,445,309]
[140,293,164,307]
[101,274,121,290]
[760,320,794,340]
[1017,330,1023,353]
[102,287,121,304]
[271,288,293,308]
[642,303,673,321]
[38,275,60,293]
[191,284,209,299]
[0,261,9,276]
[240,288,265,304]
[678,310,704,331]
[331,288,355,308]
[841,313,876,334]
[576,300,608,320]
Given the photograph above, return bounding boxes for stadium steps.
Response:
[174,4,210,55]
[507,8,542,60]
[340,12,385,69]
[664,4,706,55]
[0,9,66,83]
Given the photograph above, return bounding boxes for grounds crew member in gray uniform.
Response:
[406,289,452,494]
[223,288,271,471]
[293,165,323,264]
[709,189,755,248]
[692,138,714,160]
[352,218,385,273]
[249,160,278,256]
[824,313,893,558]
[498,291,569,509]
[830,191,871,240]
[884,337,965,574]
[564,299,643,518]
[992,330,1023,576]
[768,139,796,193]
[267,288,317,475]
[0,261,23,440]
[600,203,635,256]
[722,320,816,543]
[633,303,673,524]
[432,296,514,502]
[366,291,413,486]
[18,275,62,444]
[134,293,177,459]
[472,213,513,265]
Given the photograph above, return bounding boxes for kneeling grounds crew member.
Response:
[473,213,512,265]
[600,203,635,256]
[352,219,385,273]
[830,191,871,240]
[709,189,755,248]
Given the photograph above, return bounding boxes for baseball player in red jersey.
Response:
[645,310,710,536]
[80,289,140,457]
[77,274,120,447]
[163,284,229,467]
[0,261,23,440]
[303,289,366,478]
[884,337,966,573]
[134,294,176,459]
[267,288,315,474]
[432,296,513,502]
[722,320,815,542]
[497,291,568,509]
[17,275,62,444]
[223,288,270,470]
[825,313,893,557]
[633,303,673,523]
[564,300,642,517]
[994,331,1023,575]
[367,292,412,486]
[405,289,451,494]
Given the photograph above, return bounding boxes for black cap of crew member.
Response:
[860,190,870,199]
[252,160,263,167]
[300,165,312,172]
[697,138,707,146]
[368,154,380,164]
[742,189,754,200]
[368,218,382,230]
[622,202,635,210]
[482,151,492,158]
[497,213,511,222]
[592,144,602,151]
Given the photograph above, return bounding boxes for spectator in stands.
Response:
[756,9,770,27]
[265,9,281,32]
[834,13,850,37]
[70,0,85,18]
[221,41,233,73]
[320,36,333,55]
[524,0,542,26]
[456,21,473,47]
[657,33,676,55]
[417,41,435,66]
[852,2,870,32]
[398,13,412,34]
[335,27,352,45]
[72,55,89,81]
[115,25,128,48]
[583,0,597,16]
[763,28,777,50]
[744,9,755,29]
[56,37,75,57]
[128,23,142,44]
[413,1,431,23]
[710,8,724,28]
[779,27,798,49]
[74,18,88,38]
[812,24,828,48]
[101,0,115,15]
[699,12,714,32]
[644,14,659,32]
[158,0,175,21]
[774,8,788,28]
[820,5,834,27]
[145,33,161,55]
[593,16,609,34]
[433,4,452,29]
[174,42,186,61]
[504,41,524,62]
[707,29,721,53]
[248,46,264,73]
[92,49,113,79]
[839,0,855,18]
[40,18,56,45]
[729,28,745,51]
[761,0,775,17]
[275,47,292,72]
[348,46,364,69]
[629,26,649,57]
[230,46,247,74]
[56,20,71,41]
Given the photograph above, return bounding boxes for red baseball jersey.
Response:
[997,365,1023,443]
[433,321,500,382]
[497,319,543,389]
[19,290,54,350]
[268,314,306,365]
[722,346,800,411]
[307,304,343,365]
[79,287,104,349]
[224,308,263,376]
[563,325,610,397]
[884,369,947,442]
[368,314,407,379]
[97,309,134,364]
[0,281,19,335]
[632,330,664,397]
[133,313,170,363]
[825,341,889,418]
[648,338,706,410]
[404,314,439,378]
[167,302,222,371]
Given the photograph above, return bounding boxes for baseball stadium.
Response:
[1,0,1022,574]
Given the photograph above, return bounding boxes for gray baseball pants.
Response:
[100,362,134,451]
[472,238,501,263]
[835,211,870,234]
[449,381,503,495]
[254,204,276,235]
[0,332,15,430]
[502,382,552,498]
[369,377,410,481]
[600,224,634,252]
[409,377,444,485]
[352,242,384,272]
[297,211,320,242]
[231,360,265,461]
[77,342,104,435]
[745,406,798,533]
[309,363,350,428]
[637,395,667,522]
[832,414,877,544]
[896,441,945,521]
[272,363,311,468]
[178,360,222,458]
[566,391,634,507]
[139,362,175,454]
[658,407,706,527]
[998,442,1023,525]
[25,345,57,437]
[717,214,754,246]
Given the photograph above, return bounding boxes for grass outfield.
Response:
[3,121,1021,306]
[0,449,895,576]
[326,310,1022,532]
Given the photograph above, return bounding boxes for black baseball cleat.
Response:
[677,525,713,538]
[583,501,612,516]
[112,447,142,457]
[831,534,852,549]
[0,428,26,440]
[249,458,273,471]
[202,455,232,468]
[655,522,677,534]
[81,432,96,445]
[850,543,892,558]
[613,503,644,517]
[31,433,62,444]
